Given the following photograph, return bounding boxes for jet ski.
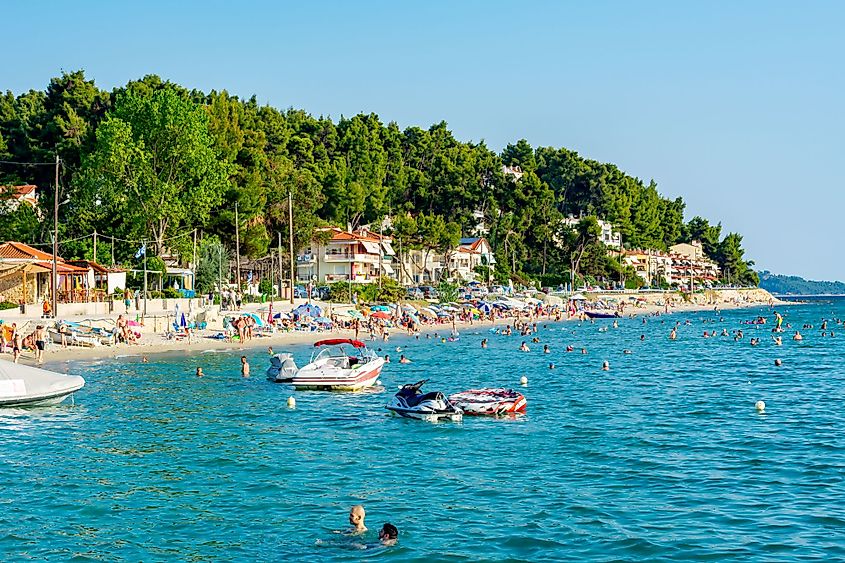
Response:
[266,353,298,383]
[385,379,463,422]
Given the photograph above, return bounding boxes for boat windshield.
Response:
[310,344,376,364]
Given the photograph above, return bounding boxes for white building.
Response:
[562,216,621,249]
[502,165,524,182]
[398,237,496,285]
[623,241,720,287]
[297,227,396,284]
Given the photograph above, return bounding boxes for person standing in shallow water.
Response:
[240,356,250,377]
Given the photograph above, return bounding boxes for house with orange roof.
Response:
[296,227,396,284]
[1,184,39,212]
[0,241,99,305]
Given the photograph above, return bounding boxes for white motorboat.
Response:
[0,359,85,407]
[290,339,384,391]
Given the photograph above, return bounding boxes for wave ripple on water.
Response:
[1,301,845,560]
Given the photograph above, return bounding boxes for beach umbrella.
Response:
[478,302,492,313]
[293,303,322,317]
[370,305,391,312]
[273,311,291,320]
[180,312,187,327]
[418,308,436,318]
[267,302,274,324]
[314,317,332,325]
[371,311,391,320]
[569,293,587,301]
[437,311,451,318]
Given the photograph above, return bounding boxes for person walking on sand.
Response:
[240,355,250,377]
[124,289,131,314]
[34,325,46,364]
[12,325,22,363]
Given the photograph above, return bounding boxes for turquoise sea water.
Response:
[2,299,845,561]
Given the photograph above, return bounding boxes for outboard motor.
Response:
[267,353,298,383]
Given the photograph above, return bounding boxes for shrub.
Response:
[163,288,180,299]
[259,278,274,296]
[0,301,19,311]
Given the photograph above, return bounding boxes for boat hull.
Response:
[584,311,619,319]
[0,388,82,407]
[0,359,85,408]
[385,406,463,422]
[291,361,384,391]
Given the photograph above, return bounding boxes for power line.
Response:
[0,159,60,166]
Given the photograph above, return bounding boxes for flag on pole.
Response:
[134,244,146,259]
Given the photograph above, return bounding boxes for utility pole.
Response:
[234,202,241,291]
[217,243,223,311]
[288,191,295,304]
[378,220,383,291]
[51,154,59,318]
[277,231,283,301]
[143,240,148,318]
[192,229,197,288]
[93,230,97,264]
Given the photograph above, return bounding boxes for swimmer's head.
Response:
[349,505,366,529]
[378,523,398,544]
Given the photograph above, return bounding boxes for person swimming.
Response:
[481,339,488,348]
[669,328,677,340]
[543,345,550,354]
[348,505,367,534]
[792,331,803,341]
[602,360,610,371]
[519,342,530,352]
[378,523,398,546]
[196,367,204,377]
[399,355,411,364]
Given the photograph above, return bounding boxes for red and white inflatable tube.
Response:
[448,388,527,416]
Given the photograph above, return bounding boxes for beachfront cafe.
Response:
[0,241,101,305]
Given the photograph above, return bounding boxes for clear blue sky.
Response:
[5,0,843,280]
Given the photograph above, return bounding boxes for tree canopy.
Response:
[0,70,759,286]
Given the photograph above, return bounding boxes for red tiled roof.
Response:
[317,227,385,243]
[69,260,110,273]
[1,184,37,198]
[0,241,57,261]
[34,261,88,273]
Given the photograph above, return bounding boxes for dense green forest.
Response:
[758,271,845,295]
[0,71,758,287]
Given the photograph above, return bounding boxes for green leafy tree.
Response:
[81,88,229,255]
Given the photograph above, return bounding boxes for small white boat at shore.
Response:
[0,359,85,407]
[291,339,384,391]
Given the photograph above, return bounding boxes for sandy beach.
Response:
[9,288,784,366]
